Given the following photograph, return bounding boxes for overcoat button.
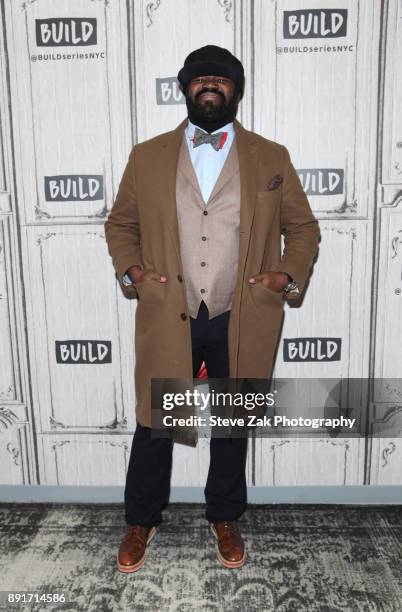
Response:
[203,210,208,215]
[180,313,187,320]
[177,274,183,282]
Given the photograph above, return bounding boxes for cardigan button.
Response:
[180,312,187,320]
[177,274,183,282]
[203,210,208,215]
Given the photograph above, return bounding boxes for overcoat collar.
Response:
[158,117,259,267]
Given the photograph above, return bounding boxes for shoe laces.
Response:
[217,521,239,538]
[124,525,149,544]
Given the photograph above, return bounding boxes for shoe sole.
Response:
[210,525,246,568]
[116,526,157,573]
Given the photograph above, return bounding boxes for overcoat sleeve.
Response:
[104,145,143,299]
[272,146,321,299]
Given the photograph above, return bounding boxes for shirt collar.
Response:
[186,119,234,138]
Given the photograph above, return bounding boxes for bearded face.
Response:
[184,76,240,128]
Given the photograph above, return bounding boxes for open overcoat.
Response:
[104,118,320,429]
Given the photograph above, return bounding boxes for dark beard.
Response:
[185,89,239,133]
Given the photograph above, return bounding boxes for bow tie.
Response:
[192,127,228,151]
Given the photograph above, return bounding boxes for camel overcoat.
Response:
[104,118,320,430]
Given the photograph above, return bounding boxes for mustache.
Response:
[195,88,226,103]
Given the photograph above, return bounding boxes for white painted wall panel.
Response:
[369,433,402,485]
[0,217,19,402]
[39,433,131,486]
[374,202,402,385]
[0,405,31,485]
[5,0,131,224]
[254,438,364,486]
[253,0,380,218]
[23,225,133,433]
[0,2,37,485]
[274,221,372,379]
[381,0,402,185]
[366,0,402,484]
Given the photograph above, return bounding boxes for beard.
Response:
[185,88,239,133]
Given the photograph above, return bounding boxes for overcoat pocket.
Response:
[250,281,284,308]
[135,279,166,304]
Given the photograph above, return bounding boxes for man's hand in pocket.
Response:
[127,265,167,284]
[248,271,289,293]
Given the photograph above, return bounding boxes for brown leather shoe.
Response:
[211,521,246,568]
[117,525,157,573]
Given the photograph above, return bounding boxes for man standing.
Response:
[105,45,320,572]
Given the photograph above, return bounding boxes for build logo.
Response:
[284,338,342,362]
[283,9,347,39]
[297,169,344,196]
[55,341,111,364]
[44,175,103,202]
[156,78,185,105]
[36,18,97,46]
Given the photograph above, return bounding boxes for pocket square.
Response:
[267,174,283,191]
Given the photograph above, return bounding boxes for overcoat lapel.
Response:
[157,118,187,262]
[233,118,259,256]
[177,134,202,200]
[206,139,239,204]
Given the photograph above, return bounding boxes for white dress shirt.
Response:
[123,119,235,286]
[185,119,235,204]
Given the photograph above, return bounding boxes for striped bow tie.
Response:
[192,127,228,151]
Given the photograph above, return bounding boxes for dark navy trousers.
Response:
[124,300,248,526]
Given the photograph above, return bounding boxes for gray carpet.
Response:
[0,503,401,611]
